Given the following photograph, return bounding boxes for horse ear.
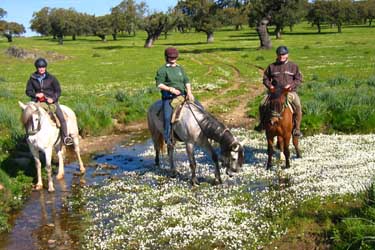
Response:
[18,101,26,110]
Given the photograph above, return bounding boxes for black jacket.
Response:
[26,72,61,103]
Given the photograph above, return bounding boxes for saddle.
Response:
[36,102,61,128]
[171,96,186,123]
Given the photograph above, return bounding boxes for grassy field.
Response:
[0,23,375,235]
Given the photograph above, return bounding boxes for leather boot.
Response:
[293,111,302,137]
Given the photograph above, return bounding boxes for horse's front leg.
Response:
[73,137,85,174]
[44,147,55,192]
[202,140,222,185]
[167,144,178,177]
[266,136,274,170]
[29,145,43,190]
[277,136,285,161]
[284,138,291,169]
[292,136,302,158]
[55,143,64,180]
[186,143,198,186]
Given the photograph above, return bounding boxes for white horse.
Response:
[148,100,244,185]
[19,101,85,192]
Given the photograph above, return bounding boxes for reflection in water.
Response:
[0,164,87,250]
[0,131,151,250]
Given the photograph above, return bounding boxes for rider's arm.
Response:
[25,78,36,99]
[185,83,194,101]
[263,66,273,89]
[292,65,302,90]
[157,83,180,95]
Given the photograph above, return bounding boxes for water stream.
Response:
[0,131,154,250]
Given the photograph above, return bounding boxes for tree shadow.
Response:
[92,45,127,50]
[280,31,337,36]
[221,37,259,42]
[164,41,207,46]
[179,47,257,54]
[228,32,258,38]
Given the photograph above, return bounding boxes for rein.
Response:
[26,106,42,136]
[186,102,235,149]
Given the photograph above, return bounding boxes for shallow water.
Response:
[0,132,155,250]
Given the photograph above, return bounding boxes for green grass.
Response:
[0,23,375,234]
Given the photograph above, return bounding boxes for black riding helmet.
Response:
[164,47,179,59]
[34,58,48,68]
[276,46,289,55]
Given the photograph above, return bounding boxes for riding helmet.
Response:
[276,46,289,55]
[34,58,48,68]
[164,47,179,58]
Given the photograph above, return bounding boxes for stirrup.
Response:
[63,136,74,146]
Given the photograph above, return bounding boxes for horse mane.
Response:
[188,103,235,149]
[21,103,38,125]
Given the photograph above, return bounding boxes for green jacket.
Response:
[155,64,189,93]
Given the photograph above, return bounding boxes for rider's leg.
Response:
[254,95,268,132]
[55,103,73,145]
[162,99,173,145]
[290,92,302,137]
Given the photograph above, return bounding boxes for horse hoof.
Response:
[80,168,86,174]
[56,174,64,180]
[48,187,55,192]
[170,169,178,178]
[191,179,200,186]
[34,184,43,190]
[213,178,222,185]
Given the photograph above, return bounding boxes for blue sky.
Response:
[1,0,178,36]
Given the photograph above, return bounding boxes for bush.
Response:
[73,101,114,136]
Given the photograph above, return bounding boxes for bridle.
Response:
[25,107,42,136]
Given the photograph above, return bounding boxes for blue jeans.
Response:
[162,99,173,145]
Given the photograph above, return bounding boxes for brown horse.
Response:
[264,86,301,169]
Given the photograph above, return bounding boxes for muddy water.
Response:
[0,131,154,250]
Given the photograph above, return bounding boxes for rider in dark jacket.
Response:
[255,46,303,136]
[26,58,73,145]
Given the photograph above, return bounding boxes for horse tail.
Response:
[147,102,165,153]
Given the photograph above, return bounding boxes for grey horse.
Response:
[147,100,244,185]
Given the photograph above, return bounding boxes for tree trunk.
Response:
[317,22,321,33]
[289,25,293,32]
[256,18,272,49]
[369,19,373,27]
[275,25,282,39]
[72,34,76,40]
[144,36,154,48]
[97,35,106,42]
[4,34,12,42]
[206,32,214,43]
[57,35,63,45]
[112,33,117,40]
[337,23,342,33]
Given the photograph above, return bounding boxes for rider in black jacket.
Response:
[26,58,73,145]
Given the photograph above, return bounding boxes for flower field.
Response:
[77,130,375,249]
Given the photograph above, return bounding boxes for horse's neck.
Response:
[188,104,233,144]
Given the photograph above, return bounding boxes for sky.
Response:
[1,0,178,36]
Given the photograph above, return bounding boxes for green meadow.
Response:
[0,23,375,233]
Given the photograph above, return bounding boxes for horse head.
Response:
[19,101,42,135]
[221,141,244,177]
[268,86,289,126]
